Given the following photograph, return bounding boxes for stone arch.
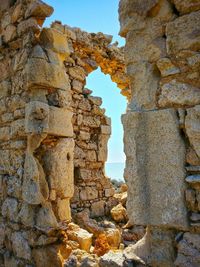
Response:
[47,21,130,216]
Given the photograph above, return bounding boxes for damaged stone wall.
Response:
[119,0,200,266]
[0,0,129,266]
[49,21,129,217]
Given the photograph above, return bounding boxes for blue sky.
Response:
[44,0,127,163]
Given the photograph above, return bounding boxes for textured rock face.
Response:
[119,0,200,265]
[123,109,187,229]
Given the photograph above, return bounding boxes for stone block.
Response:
[156,57,180,77]
[166,11,200,55]
[111,203,127,223]
[32,245,65,267]
[25,1,54,18]
[2,197,18,222]
[7,176,21,199]
[57,198,71,221]
[43,138,74,198]
[49,106,73,137]
[98,134,109,162]
[18,203,35,227]
[158,80,200,107]
[67,223,93,252]
[10,119,25,138]
[11,232,31,261]
[83,115,101,128]
[186,147,200,166]
[91,200,105,217]
[25,101,49,134]
[69,66,86,81]
[175,232,200,266]
[172,0,200,14]
[26,58,70,90]
[101,125,111,135]
[122,109,188,229]
[105,188,115,198]
[40,28,70,57]
[86,150,97,162]
[25,101,73,137]
[88,96,102,106]
[2,24,16,43]
[22,153,49,205]
[185,105,200,158]
[127,62,159,110]
[36,202,58,229]
[80,187,98,201]
[17,18,40,36]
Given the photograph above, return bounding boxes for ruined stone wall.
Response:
[49,21,129,217]
[119,0,200,266]
[0,1,76,265]
[0,1,129,266]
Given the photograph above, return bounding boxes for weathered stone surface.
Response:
[67,223,93,252]
[106,228,121,249]
[91,200,105,218]
[156,57,180,77]
[98,134,109,162]
[43,138,74,199]
[57,198,71,221]
[186,147,200,166]
[48,106,73,137]
[31,44,48,60]
[185,189,197,212]
[185,106,200,158]
[158,80,200,107]
[166,11,200,55]
[22,153,49,205]
[17,17,40,36]
[172,0,200,14]
[0,80,11,98]
[25,102,73,137]
[186,175,200,191]
[18,203,35,227]
[32,245,65,267]
[2,24,16,43]
[25,0,54,18]
[40,28,70,57]
[2,197,18,222]
[99,251,125,267]
[36,202,58,229]
[11,232,31,261]
[111,203,128,223]
[80,187,98,201]
[127,62,159,110]
[25,101,49,134]
[175,232,200,266]
[26,58,70,90]
[122,109,187,228]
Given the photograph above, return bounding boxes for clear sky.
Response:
[44,0,127,163]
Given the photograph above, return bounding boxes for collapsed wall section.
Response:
[119,0,200,265]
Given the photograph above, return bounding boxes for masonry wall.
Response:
[0,1,129,266]
[119,0,200,266]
